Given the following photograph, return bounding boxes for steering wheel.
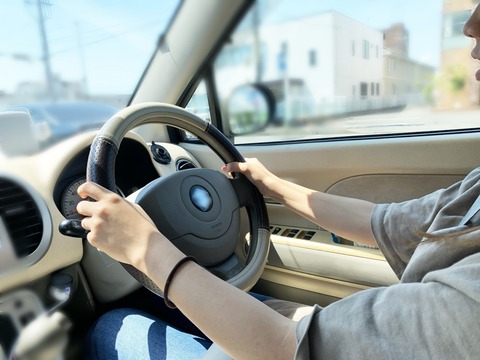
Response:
[85,102,270,298]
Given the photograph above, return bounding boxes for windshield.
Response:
[0,0,180,152]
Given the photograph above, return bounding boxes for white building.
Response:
[261,11,383,100]
[215,9,437,123]
[215,10,386,120]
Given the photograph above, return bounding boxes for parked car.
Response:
[8,101,119,146]
[0,0,479,358]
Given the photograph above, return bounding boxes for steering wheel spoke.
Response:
[208,253,248,281]
[229,173,256,208]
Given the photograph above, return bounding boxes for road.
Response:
[238,106,480,143]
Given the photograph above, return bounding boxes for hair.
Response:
[419,225,480,247]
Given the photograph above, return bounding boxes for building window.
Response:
[376,45,379,58]
[309,49,317,67]
[443,10,471,39]
[376,82,380,96]
[278,42,288,73]
[352,85,355,96]
[363,40,369,59]
[442,10,471,50]
[360,82,368,97]
[389,59,396,71]
[371,82,374,95]
[352,40,355,56]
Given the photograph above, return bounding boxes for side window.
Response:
[209,1,479,145]
[185,81,210,123]
[184,81,210,140]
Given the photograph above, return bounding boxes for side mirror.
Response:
[225,84,274,136]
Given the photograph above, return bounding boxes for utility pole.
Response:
[36,0,56,100]
[253,1,261,83]
[76,22,88,97]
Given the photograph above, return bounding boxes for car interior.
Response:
[0,0,478,358]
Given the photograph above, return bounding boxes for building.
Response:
[384,23,409,56]
[383,24,436,106]
[215,9,435,121]
[258,11,384,101]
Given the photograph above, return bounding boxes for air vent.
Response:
[176,159,197,171]
[0,178,43,258]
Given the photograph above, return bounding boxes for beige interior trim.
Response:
[268,241,398,287]
[327,174,464,203]
[271,230,385,260]
[262,265,371,299]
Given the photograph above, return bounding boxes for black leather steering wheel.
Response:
[85,102,270,298]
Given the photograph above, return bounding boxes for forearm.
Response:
[78,182,298,359]
[225,159,376,245]
[140,235,298,360]
[268,177,377,246]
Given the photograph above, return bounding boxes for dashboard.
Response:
[0,129,204,356]
[0,130,201,295]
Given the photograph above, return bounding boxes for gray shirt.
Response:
[295,167,480,359]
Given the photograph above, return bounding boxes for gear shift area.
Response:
[1,274,73,360]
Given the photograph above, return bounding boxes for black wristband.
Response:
[163,256,198,309]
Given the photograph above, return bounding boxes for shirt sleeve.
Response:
[293,254,480,359]
[293,169,480,359]
[371,176,470,278]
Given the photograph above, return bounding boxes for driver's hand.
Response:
[77,181,164,268]
[222,158,277,198]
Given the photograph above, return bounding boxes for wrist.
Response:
[263,174,283,200]
[135,232,185,289]
[163,255,199,308]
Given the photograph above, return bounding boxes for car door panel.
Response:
[327,174,464,203]
[183,131,479,305]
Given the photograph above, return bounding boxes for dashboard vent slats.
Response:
[176,159,197,171]
[0,178,43,258]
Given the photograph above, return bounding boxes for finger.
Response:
[222,163,236,172]
[224,162,246,173]
[81,217,91,231]
[85,230,98,249]
[77,181,111,201]
[77,199,94,217]
[81,217,102,249]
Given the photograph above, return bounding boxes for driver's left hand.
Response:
[77,181,164,269]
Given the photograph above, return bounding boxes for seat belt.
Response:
[460,194,480,226]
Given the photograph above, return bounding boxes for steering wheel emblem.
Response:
[190,185,213,212]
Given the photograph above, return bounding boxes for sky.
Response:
[0,0,179,94]
[0,0,445,96]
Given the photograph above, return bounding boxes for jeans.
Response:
[86,307,211,359]
[85,293,271,359]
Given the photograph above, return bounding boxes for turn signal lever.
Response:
[59,219,89,238]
